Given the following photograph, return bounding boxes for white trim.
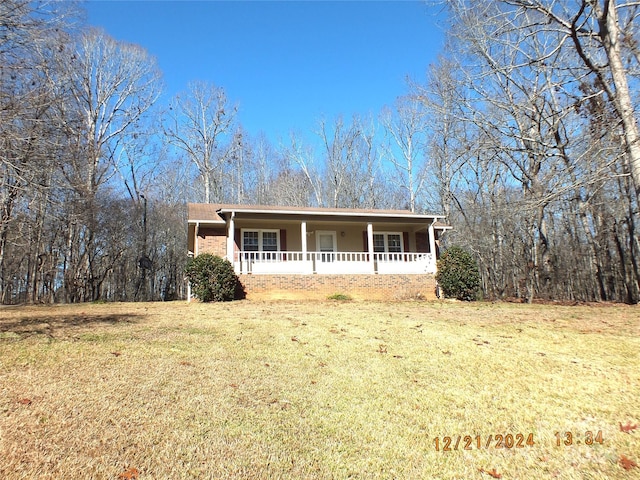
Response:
[216,206,445,220]
[188,219,226,225]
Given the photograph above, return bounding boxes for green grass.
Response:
[0,301,638,479]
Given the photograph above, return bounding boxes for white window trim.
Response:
[373,231,404,253]
[241,228,280,251]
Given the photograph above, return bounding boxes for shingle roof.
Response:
[187,203,225,223]
[187,203,449,224]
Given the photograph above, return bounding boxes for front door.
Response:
[316,231,336,263]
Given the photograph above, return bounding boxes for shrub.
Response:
[327,293,352,301]
[185,254,239,302]
[435,246,481,301]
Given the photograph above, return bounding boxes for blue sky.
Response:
[86,1,446,145]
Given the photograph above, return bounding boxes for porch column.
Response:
[367,222,375,273]
[195,222,200,256]
[301,221,310,274]
[301,221,307,255]
[429,221,437,272]
[227,212,235,263]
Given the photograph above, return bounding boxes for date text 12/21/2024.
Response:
[433,431,603,452]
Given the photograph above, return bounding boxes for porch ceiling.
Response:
[231,217,433,232]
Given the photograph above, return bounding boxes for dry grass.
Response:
[0,300,638,479]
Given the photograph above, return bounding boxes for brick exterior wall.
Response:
[197,228,226,257]
[238,274,437,301]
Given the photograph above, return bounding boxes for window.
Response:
[262,231,278,252]
[373,234,386,253]
[243,231,259,251]
[242,229,280,257]
[373,232,404,253]
[387,234,402,253]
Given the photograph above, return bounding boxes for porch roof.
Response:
[188,203,449,228]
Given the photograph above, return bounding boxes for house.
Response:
[187,203,451,300]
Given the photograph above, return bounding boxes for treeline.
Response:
[427,1,640,304]
[1,1,639,304]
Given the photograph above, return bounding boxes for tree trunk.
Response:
[599,0,640,203]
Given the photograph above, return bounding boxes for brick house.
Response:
[187,203,451,300]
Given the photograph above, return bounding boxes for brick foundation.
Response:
[237,274,437,301]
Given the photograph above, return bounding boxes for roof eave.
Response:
[215,206,446,220]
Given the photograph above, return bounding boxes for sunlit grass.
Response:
[0,301,638,479]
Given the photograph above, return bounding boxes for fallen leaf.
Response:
[620,455,637,470]
[18,398,32,405]
[118,467,139,480]
[620,421,638,433]
[479,468,502,479]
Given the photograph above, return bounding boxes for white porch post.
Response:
[188,222,200,303]
[301,221,307,255]
[227,212,235,265]
[195,222,200,256]
[301,221,311,274]
[367,222,375,273]
[429,221,437,272]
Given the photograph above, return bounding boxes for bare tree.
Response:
[481,0,640,204]
[381,96,429,212]
[426,0,640,302]
[163,81,237,204]
[57,28,162,301]
[318,115,383,209]
[0,0,78,302]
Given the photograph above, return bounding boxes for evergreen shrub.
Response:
[435,246,481,301]
[185,254,239,302]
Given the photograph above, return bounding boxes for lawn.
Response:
[0,300,638,479]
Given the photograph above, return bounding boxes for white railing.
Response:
[234,251,435,275]
[238,251,308,262]
[374,252,435,274]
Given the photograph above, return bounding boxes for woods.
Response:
[1,0,639,303]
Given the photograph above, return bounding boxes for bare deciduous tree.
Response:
[381,96,429,213]
[163,81,237,204]
[501,0,640,204]
[58,28,162,301]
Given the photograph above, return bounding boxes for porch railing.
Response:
[234,251,435,274]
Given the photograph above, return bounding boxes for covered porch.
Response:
[188,204,449,276]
